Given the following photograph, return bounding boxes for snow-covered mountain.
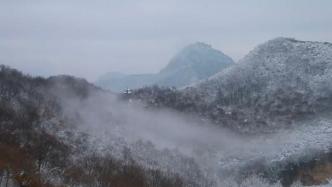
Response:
[96,42,234,92]
[192,37,332,130]
[196,37,332,102]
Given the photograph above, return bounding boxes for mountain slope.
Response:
[96,42,234,92]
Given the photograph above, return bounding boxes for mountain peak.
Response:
[268,37,299,42]
[240,37,332,67]
[160,42,234,75]
[184,42,212,50]
[256,37,332,51]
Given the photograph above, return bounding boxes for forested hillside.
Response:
[0,65,196,187]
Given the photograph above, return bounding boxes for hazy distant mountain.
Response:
[96,72,155,92]
[96,42,234,92]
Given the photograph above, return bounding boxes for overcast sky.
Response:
[1,0,331,81]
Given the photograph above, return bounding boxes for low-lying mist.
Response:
[55,89,332,186]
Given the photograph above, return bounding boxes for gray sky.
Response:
[1,0,331,81]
